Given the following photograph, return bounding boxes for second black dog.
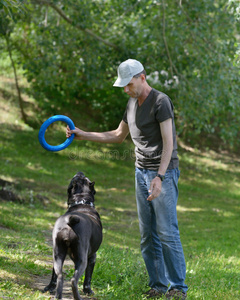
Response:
[43,172,102,300]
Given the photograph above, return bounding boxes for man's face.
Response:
[123,77,143,98]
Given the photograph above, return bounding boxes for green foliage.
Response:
[0,0,25,18]
[0,0,240,147]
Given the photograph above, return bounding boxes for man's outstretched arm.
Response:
[66,120,129,144]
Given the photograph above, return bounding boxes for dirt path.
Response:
[32,273,72,299]
[31,257,98,300]
[31,234,99,300]
[32,271,95,299]
[0,179,100,300]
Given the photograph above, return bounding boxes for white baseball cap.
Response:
[113,59,144,87]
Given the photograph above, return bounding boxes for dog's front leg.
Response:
[83,253,96,295]
[43,267,57,293]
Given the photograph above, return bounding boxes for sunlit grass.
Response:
[0,76,239,299]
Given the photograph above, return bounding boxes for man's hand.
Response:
[147,177,162,201]
[66,126,85,140]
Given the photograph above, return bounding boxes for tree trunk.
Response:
[5,34,28,124]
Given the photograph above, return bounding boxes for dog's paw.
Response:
[42,286,49,293]
[83,287,94,295]
[43,284,56,294]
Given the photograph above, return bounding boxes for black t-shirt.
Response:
[123,88,179,170]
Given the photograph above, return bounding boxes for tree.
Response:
[1,0,240,150]
[0,10,28,123]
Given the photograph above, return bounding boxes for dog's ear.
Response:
[89,181,96,195]
[67,182,73,198]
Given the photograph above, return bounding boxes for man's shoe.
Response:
[144,288,165,298]
[166,289,187,300]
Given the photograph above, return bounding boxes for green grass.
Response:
[0,76,239,299]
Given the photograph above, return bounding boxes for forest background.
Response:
[0,0,240,152]
[0,1,240,300]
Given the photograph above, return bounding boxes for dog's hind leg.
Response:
[53,246,67,300]
[43,267,57,293]
[71,256,88,300]
[83,253,96,295]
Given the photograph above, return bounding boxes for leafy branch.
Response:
[0,0,25,18]
[32,0,120,50]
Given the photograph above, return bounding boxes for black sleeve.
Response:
[122,109,128,124]
[155,96,174,123]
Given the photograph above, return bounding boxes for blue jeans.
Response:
[135,167,188,293]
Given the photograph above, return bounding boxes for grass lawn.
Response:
[0,76,239,299]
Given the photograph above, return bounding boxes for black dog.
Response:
[43,172,102,300]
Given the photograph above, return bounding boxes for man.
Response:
[66,59,188,299]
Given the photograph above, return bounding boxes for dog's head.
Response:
[67,172,96,207]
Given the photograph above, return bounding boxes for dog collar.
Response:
[68,199,94,208]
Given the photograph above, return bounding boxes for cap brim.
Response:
[113,76,133,87]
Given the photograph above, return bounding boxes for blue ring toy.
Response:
[38,115,75,152]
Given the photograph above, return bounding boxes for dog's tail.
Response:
[67,215,81,227]
[67,215,82,239]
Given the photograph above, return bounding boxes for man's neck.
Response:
[137,85,152,106]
